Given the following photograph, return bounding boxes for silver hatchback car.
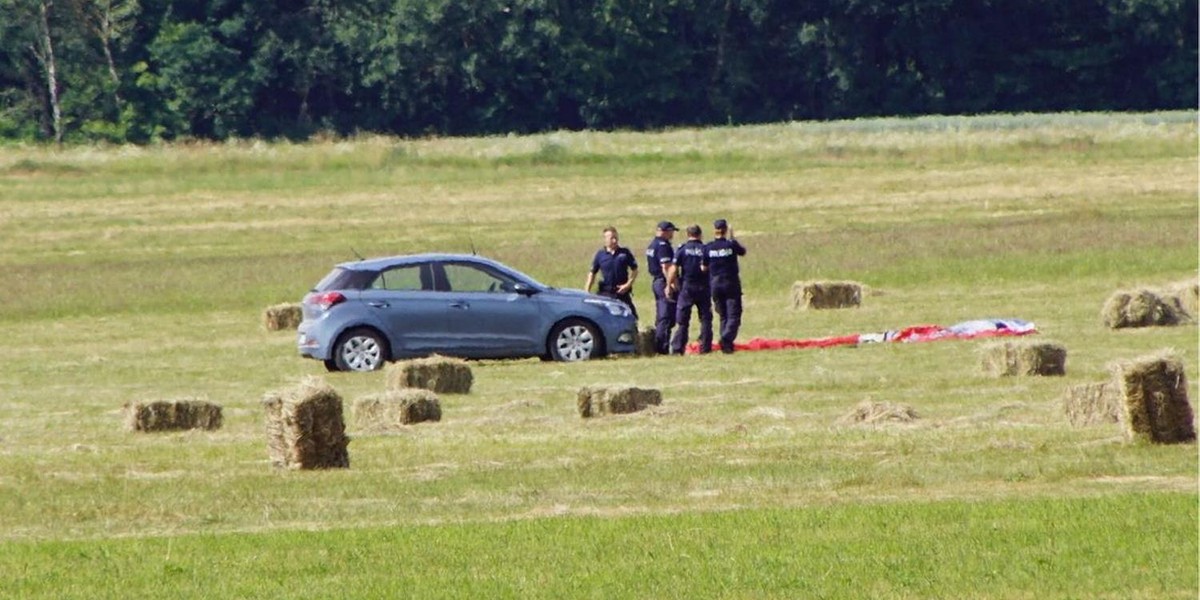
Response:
[297,254,639,371]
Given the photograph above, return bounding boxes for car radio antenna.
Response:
[464,213,478,255]
[350,246,365,260]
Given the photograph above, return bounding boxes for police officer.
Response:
[646,220,678,354]
[668,224,713,355]
[585,226,639,318]
[706,218,747,353]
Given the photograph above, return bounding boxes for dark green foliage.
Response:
[0,0,1194,142]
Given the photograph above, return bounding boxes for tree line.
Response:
[1,0,1195,144]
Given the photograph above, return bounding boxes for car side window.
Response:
[442,263,511,293]
[370,264,426,291]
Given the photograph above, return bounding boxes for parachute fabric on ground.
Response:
[684,318,1037,354]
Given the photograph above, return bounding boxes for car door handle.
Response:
[449,301,469,309]
[367,301,389,308]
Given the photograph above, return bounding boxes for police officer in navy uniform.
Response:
[668,224,713,354]
[706,218,747,353]
[646,220,678,354]
[585,225,639,319]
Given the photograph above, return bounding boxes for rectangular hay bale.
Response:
[262,376,350,469]
[124,398,223,432]
[263,302,303,331]
[1111,352,1196,444]
[635,326,657,357]
[386,355,473,394]
[792,281,862,310]
[354,390,442,431]
[577,386,662,418]
[980,340,1067,377]
[1164,280,1199,321]
[1062,382,1120,427]
[1100,289,1186,329]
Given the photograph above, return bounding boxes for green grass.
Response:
[3,493,1195,599]
[0,112,1196,598]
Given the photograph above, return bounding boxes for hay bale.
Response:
[792,281,862,310]
[263,302,303,331]
[1164,280,1199,321]
[635,326,657,357]
[838,401,919,425]
[354,390,442,431]
[385,355,473,394]
[1062,382,1121,427]
[262,376,350,469]
[1101,289,1186,329]
[577,386,662,418]
[1111,352,1195,444]
[124,398,223,432]
[980,340,1067,377]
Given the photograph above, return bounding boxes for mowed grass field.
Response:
[0,112,1196,598]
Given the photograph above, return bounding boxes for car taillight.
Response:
[308,291,346,311]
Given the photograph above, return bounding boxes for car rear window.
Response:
[312,267,377,292]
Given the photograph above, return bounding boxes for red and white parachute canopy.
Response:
[687,318,1037,354]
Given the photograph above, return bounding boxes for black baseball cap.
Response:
[686,224,702,236]
[713,219,728,230]
[657,221,678,231]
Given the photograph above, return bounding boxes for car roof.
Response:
[336,253,505,272]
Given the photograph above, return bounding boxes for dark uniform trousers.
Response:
[670,282,713,354]
[652,278,676,354]
[711,282,742,353]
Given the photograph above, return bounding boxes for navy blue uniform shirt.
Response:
[646,237,674,280]
[706,238,746,283]
[591,246,638,292]
[673,239,709,286]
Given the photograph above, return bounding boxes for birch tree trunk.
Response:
[34,0,63,143]
[100,28,122,107]
[83,0,138,109]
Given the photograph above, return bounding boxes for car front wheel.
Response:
[548,319,605,362]
[332,327,388,372]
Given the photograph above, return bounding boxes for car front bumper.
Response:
[599,318,638,356]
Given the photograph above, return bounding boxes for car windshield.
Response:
[506,268,550,290]
[521,272,549,289]
[498,266,549,289]
[492,262,549,289]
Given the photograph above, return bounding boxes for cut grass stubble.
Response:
[0,113,1196,598]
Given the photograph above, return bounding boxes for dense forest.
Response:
[0,0,1195,143]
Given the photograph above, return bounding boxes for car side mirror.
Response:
[511,282,538,296]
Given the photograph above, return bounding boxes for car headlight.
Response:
[585,298,631,317]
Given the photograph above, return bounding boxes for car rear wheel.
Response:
[332,327,387,372]
[548,319,605,362]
